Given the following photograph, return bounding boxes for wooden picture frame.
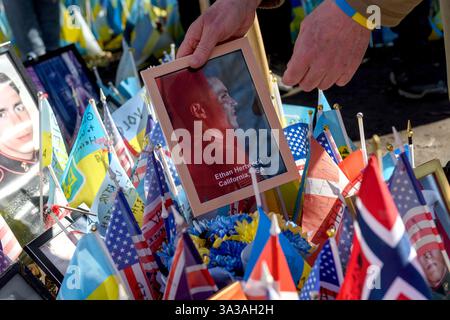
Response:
[141,37,298,216]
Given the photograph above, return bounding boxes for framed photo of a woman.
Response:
[0,43,47,247]
[141,37,298,217]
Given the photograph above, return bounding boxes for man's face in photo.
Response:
[207,77,239,129]
[419,249,447,288]
[0,83,34,158]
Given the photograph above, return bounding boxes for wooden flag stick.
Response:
[333,103,352,153]
[372,135,382,173]
[308,110,314,138]
[357,112,368,165]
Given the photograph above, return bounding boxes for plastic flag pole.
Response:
[316,104,323,122]
[155,145,178,198]
[38,92,45,220]
[407,120,415,168]
[324,125,343,163]
[333,103,352,153]
[249,167,262,210]
[308,110,314,136]
[357,112,368,165]
[170,43,176,61]
[392,126,405,153]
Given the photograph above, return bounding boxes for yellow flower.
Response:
[234,217,258,243]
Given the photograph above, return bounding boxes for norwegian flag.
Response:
[283,122,309,176]
[337,156,431,300]
[103,103,135,177]
[389,153,449,274]
[105,190,160,300]
[244,215,298,300]
[300,239,344,300]
[0,215,21,261]
[301,138,349,245]
[163,232,218,300]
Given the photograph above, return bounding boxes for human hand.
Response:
[282,0,371,91]
[177,0,262,68]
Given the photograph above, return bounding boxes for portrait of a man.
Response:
[0,51,46,247]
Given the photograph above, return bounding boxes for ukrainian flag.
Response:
[57,233,128,300]
[40,96,69,180]
[61,103,109,207]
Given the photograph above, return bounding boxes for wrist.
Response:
[334,0,376,30]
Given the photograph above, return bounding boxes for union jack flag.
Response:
[164,232,218,300]
[103,103,135,177]
[300,239,344,300]
[338,156,431,300]
[105,190,160,300]
[283,122,309,176]
[0,215,21,261]
[389,153,449,275]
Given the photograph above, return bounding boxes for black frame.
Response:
[0,42,39,104]
[24,44,100,147]
[0,262,53,300]
[23,213,84,287]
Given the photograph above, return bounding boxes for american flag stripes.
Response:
[338,156,431,300]
[105,190,159,300]
[103,103,135,177]
[142,150,168,253]
[335,207,355,274]
[284,122,309,177]
[0,215,21,261]
[164,232,217,300]
[300,239,343,300]
[389,153,449,271]
[317,131,339,165]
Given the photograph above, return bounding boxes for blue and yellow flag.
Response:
[111,89,149,155]
[57,233,128,300]
[61,103,109,207]
[40,96,69,180]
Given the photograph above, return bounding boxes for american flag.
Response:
[0,245,11,274]
[164,232,217,300]
[317,131,339,164]
[283,122,309,176]
[142,150,168,253]
[300,239,344,300]
[0,215,21,261]
[105,190,160,300]
[335,207,354,274]
[389,153,447,262]
[131,117,155,188]
[338,156,431,300]
[301,138,349,245]
[103,103,135,177]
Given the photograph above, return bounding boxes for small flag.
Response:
[300,239,343,300]
[57,233,128,300]
[337,156,431,300]
[244,214,298,300]
[0,246,11,274]
[334,207,355,274]
[105,190,159,300]
[317,130,339,164]
[164,232,218,300]
[0,215,22,261]
[283,122,309,177]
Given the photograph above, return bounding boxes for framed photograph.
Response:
[414,159,450,297]
[141,37,298,216]
[24,44,99,148]
[24,213,87,287]
[0,262,53,300]
[0,43,49,247]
